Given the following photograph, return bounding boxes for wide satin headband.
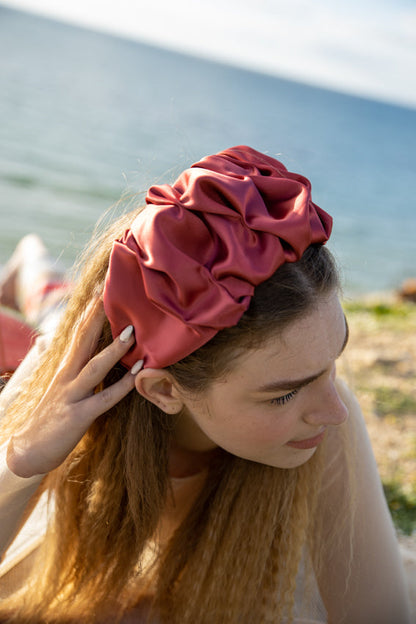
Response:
[103,145,332,369]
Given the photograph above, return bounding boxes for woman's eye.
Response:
[269,389,298,406]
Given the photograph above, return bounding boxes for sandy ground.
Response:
[338,296,416,620]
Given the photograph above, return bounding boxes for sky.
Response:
[1,0,416,109]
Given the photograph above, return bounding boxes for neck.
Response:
[168,442,219,478]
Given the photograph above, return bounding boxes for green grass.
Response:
[343,300,413,318]
[374,387,416,417]
[383,481,416,535]
[342,300,416,333]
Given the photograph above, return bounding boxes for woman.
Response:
[0,146,410,623]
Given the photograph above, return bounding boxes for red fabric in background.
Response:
[0,307,38,374]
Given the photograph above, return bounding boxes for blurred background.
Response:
[0,0,415,294]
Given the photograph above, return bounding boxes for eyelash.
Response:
[269,389,299,406]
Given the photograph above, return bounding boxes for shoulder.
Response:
[320,381,412,622]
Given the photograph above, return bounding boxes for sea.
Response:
[0,5,415,295]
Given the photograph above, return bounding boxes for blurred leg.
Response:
[0,234,69,334]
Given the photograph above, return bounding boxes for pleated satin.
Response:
[103,146,332,368]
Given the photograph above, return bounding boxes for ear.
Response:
[134,368,184,414]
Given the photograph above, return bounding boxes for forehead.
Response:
[221,293,346,387]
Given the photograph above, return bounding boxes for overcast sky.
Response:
[2,0,416,109]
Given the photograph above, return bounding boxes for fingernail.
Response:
[120,325,134,343]
[131,359,144,375]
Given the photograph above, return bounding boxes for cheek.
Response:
[195,400,298,451]
[242,413,296,446]
[184,398,316,468]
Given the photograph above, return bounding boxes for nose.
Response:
[302,375,348,428]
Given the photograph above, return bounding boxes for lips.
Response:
[286,429,327,450]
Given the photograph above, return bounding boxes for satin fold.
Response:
[103,146,332,368]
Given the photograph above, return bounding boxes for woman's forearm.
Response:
[0,442,44,559]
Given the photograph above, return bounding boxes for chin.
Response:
[267,446,318,469]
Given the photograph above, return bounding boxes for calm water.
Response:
[1,6,415,294]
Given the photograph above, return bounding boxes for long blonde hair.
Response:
[0,207,354,623]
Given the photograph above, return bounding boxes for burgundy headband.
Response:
[103,146,332,369]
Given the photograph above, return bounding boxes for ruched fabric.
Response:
[103,146,332,368]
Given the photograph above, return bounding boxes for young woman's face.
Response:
[173,291,349,469]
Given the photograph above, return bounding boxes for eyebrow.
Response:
[254,317,349,394]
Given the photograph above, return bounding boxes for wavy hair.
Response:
[0,206,354,623]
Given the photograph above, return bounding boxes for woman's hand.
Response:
[6,299,142,478]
